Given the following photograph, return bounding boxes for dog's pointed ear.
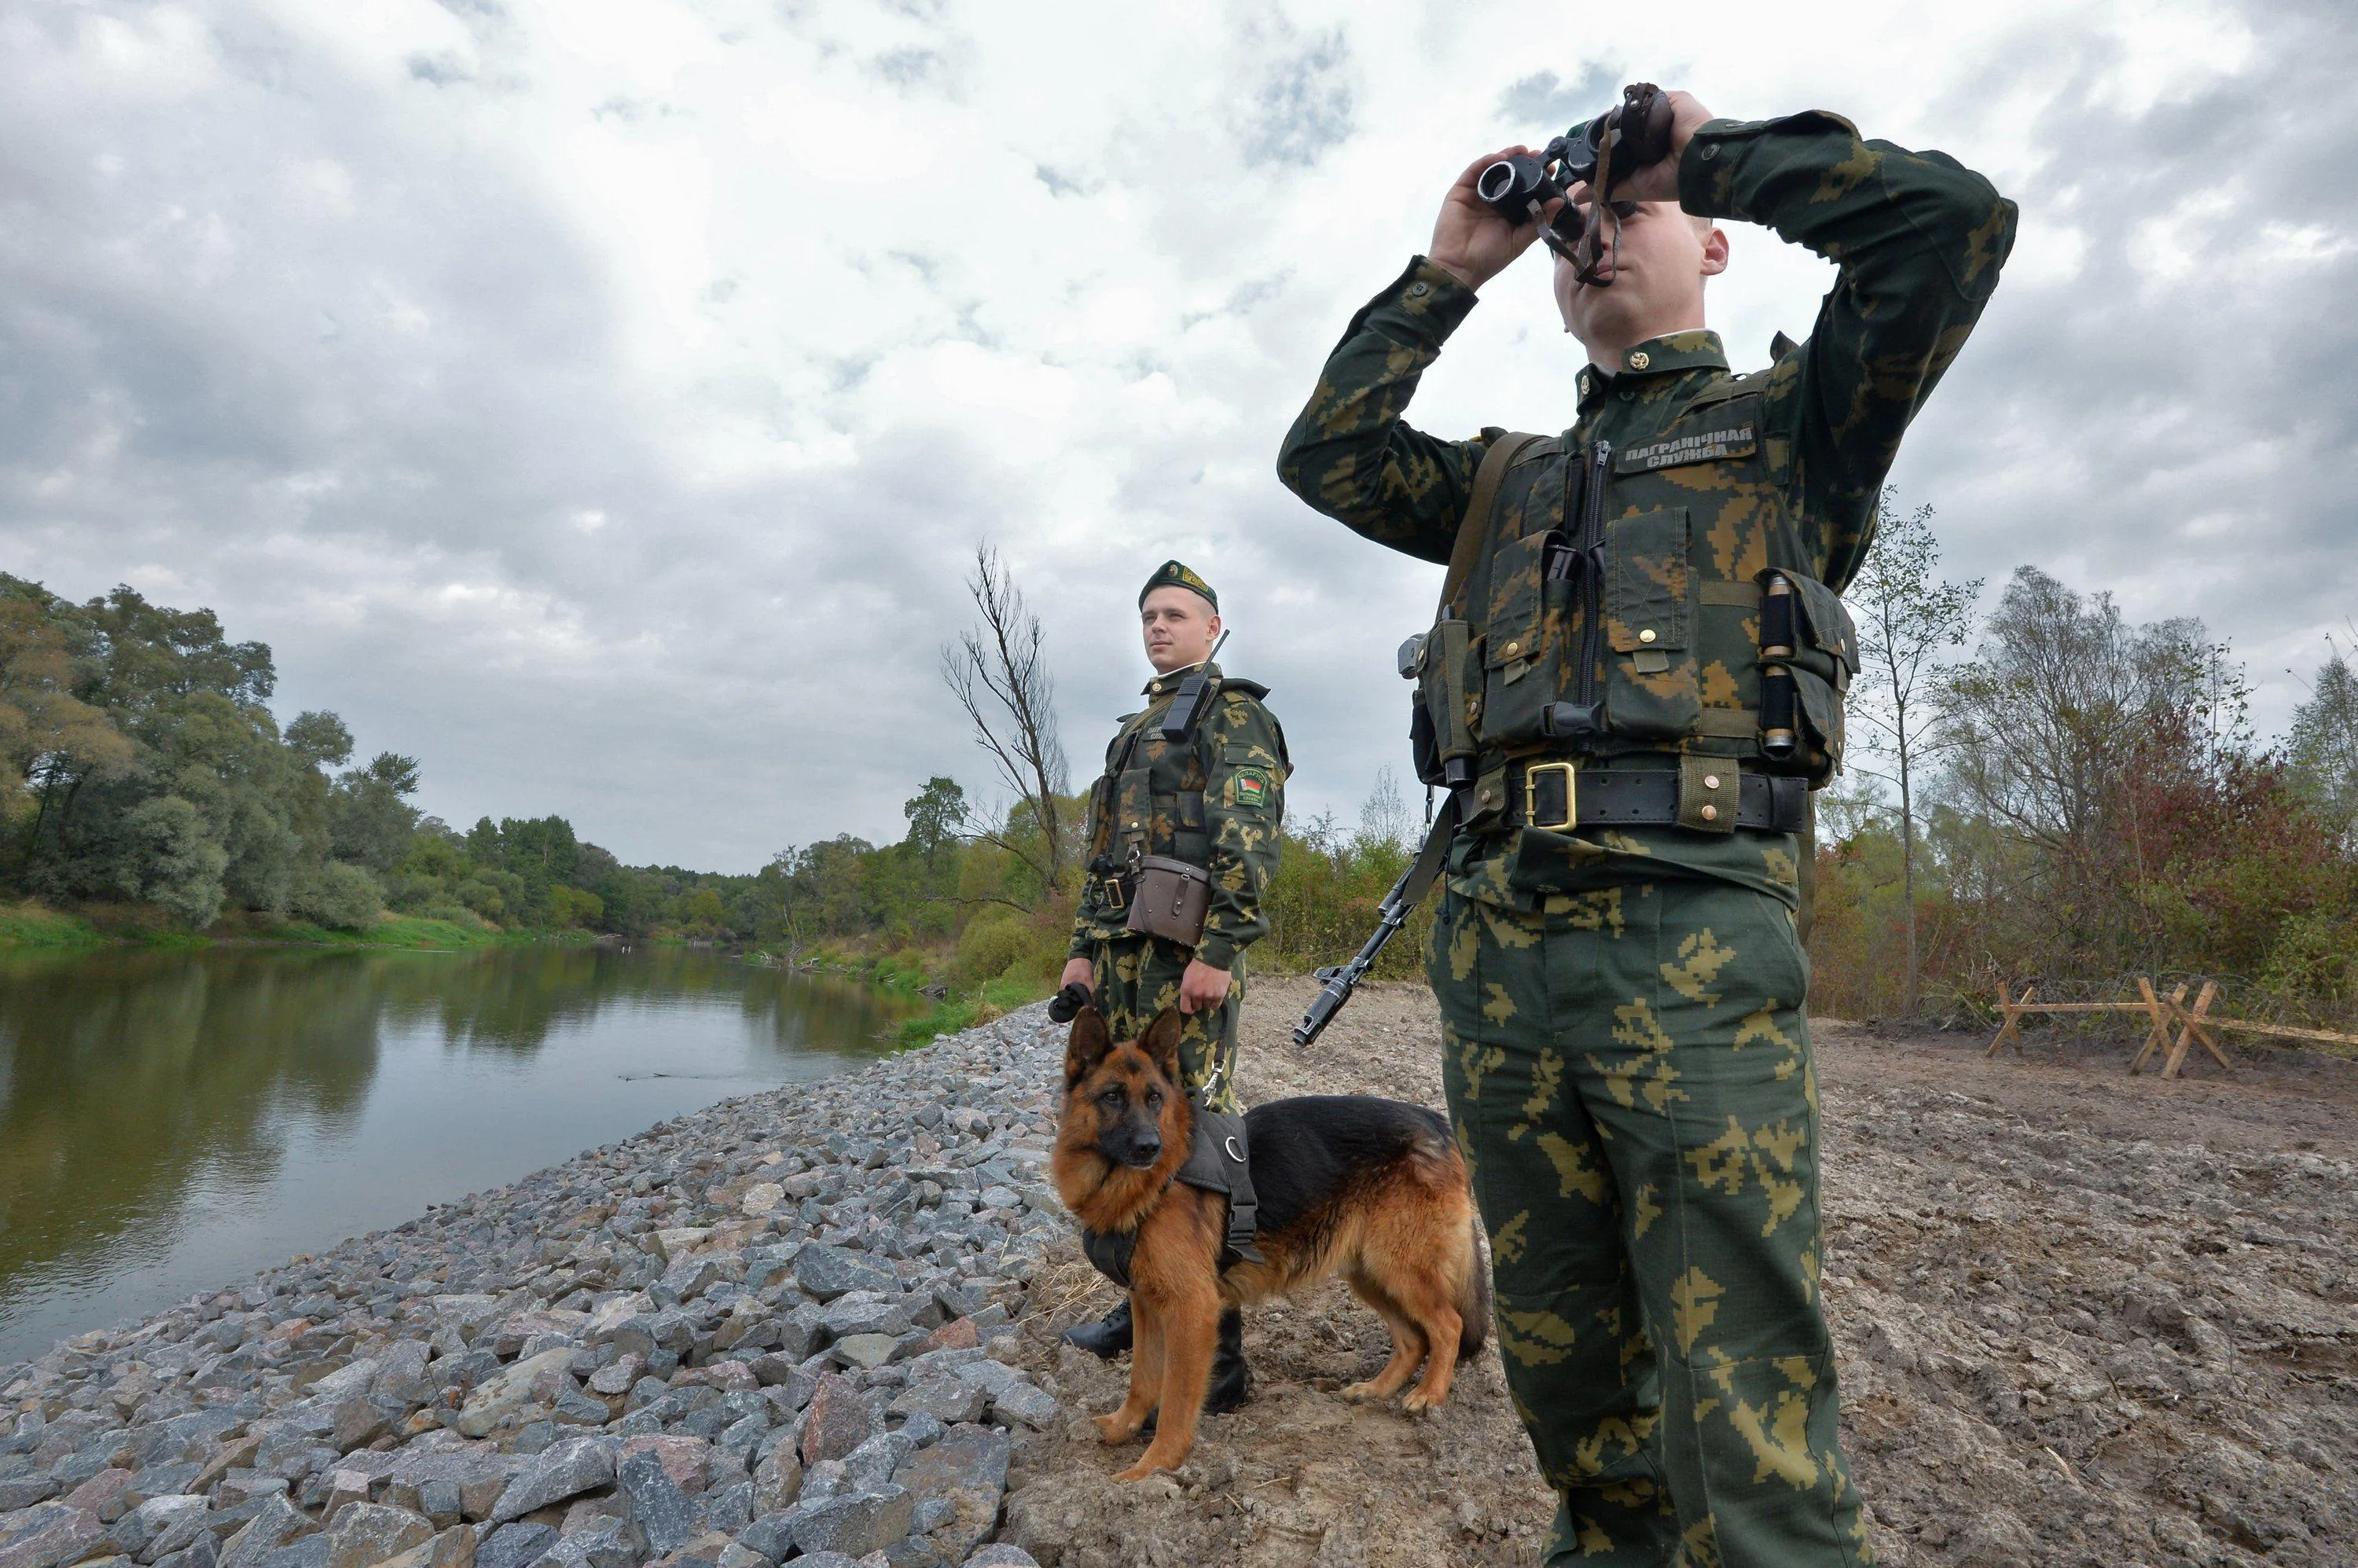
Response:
[1140,1007,1185,1079]
[1064,1005,1111,1086]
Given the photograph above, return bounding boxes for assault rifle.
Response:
[1292,798,1456,1048]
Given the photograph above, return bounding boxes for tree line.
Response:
[0,575,785,940]
[1812,494,2358,1027]
[17,516,2349,1037]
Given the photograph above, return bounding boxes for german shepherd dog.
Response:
[1052,1005,1491,1480]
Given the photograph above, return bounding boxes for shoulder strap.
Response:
[1439,430,1549,614]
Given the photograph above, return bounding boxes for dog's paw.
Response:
[1093,1412,1140,1445]
[1401,1389,1441,1415]
[1338,1379,1379,1404]
[1113,1458,1166,1482]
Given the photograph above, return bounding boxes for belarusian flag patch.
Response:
[1230,767,1272,808]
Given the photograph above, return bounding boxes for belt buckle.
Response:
[1103,875,1129,912]
[1524,760,1578,832]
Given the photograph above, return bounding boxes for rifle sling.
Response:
[1438,429,1550,613]
[1401,430,1543,909]
[1399,790,1460,912]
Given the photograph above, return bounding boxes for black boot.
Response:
[1061,1298,1133,1359]
[1204,1305,1251,1414]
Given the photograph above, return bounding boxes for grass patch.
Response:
[0,901,104,950]
[894,975,1049,1047]
[789,938,1053,1047]
[244,913,513,949]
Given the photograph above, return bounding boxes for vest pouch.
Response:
[1757,570,1860,785]
[1126,854,1212,947]
[1602,507,1701,741]
[1479,529,1570,747]
[1419,616,1481,781]
[1170,788,1210,868]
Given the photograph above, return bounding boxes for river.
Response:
[0,942,920,1367]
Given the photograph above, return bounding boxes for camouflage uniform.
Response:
[1070,662,1290,1114]
[1276,112,2014,1565]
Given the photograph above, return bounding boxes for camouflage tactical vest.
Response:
[1083,673,1270,878]
[1409,370,1860,811]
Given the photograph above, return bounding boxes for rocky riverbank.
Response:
[10,983,2358,1568]
[2,1006,1081,1568]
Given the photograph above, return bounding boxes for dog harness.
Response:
[1079,1089,1262,1291]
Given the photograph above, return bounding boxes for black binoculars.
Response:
[1475,83,1677,285]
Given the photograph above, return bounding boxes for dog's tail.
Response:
[1456,1208,1493,1357]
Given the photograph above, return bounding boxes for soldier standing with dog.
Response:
[1277,87,2014,1566]
[1056,561,1290,1407]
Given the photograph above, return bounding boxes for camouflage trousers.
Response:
[1428,876,1871,1568]
[1085,934,1245,1114]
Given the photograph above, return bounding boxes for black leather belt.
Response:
[1502,762,1809,833]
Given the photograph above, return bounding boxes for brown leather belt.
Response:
[1502,762,1809,833]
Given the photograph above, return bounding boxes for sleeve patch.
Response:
[1229,767,1274,809]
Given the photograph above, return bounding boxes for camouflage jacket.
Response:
[1068,663,1291,969]
[1275,111,2015,909]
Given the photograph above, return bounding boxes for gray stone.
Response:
[798,1375,880,1467]
[153,1537,219,1568]
[110,1496,211,1563]
[792,1486,915,1559]
[371,1345,434,1410]
[732,1518,794,1564]
[893,1427,1009,1562]
[616,1451,696,1557]
[454,1350,575,1441]
[788,1557,859,1568]
[893,1412,945,1449]
[219,1496,312,1568]
[0,1474,59,1510]
[831,1335,898,1372]
[963,1550,1040,1567]
[984,1383,1058,1432]
[693,1479,751,1537]
[525,1520,634,1568]
[584,1357,641,1399]
[321,1505,432,1568]
[840,1433,915,1494]
[887,1380,986,1427]
[487,1438,615,1525]
[380,1452,517,1523]
[255,1540,332,1568]
[793,1247,896,1303]
[472,1526,555,1568]
[818,1298,909,1341]
[750,1441,801,1515]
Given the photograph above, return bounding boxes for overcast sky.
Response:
[4,0,2352,869]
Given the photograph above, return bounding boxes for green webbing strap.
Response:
[1439,430,1550,614]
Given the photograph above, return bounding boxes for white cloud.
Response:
[2,0,2350,865]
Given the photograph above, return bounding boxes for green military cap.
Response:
[1139,559,1217,610]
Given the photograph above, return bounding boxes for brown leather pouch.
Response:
[1125,854,1212,947]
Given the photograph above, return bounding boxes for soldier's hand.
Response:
[1060,957,1094,993]
[1177,959,1230,1015]
[1608,90,1716,205]
[1429,145,1554,292]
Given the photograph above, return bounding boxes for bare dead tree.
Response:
[940,544,1071,897]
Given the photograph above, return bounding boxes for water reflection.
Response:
[0,946,916,1365]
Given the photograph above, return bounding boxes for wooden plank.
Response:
[1986,982,2027,1057]
[2162,981,2221,1080]
[2130,980,2184,1075]
[2195,1016,2358,1049]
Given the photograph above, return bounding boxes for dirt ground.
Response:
[996,976,2358,1568]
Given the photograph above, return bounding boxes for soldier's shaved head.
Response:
[1552,198,1728,370]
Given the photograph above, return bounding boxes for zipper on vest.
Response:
[1541,438,1613,744]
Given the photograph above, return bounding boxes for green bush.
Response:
[290,861,385,931]
[957,908,1036,986]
